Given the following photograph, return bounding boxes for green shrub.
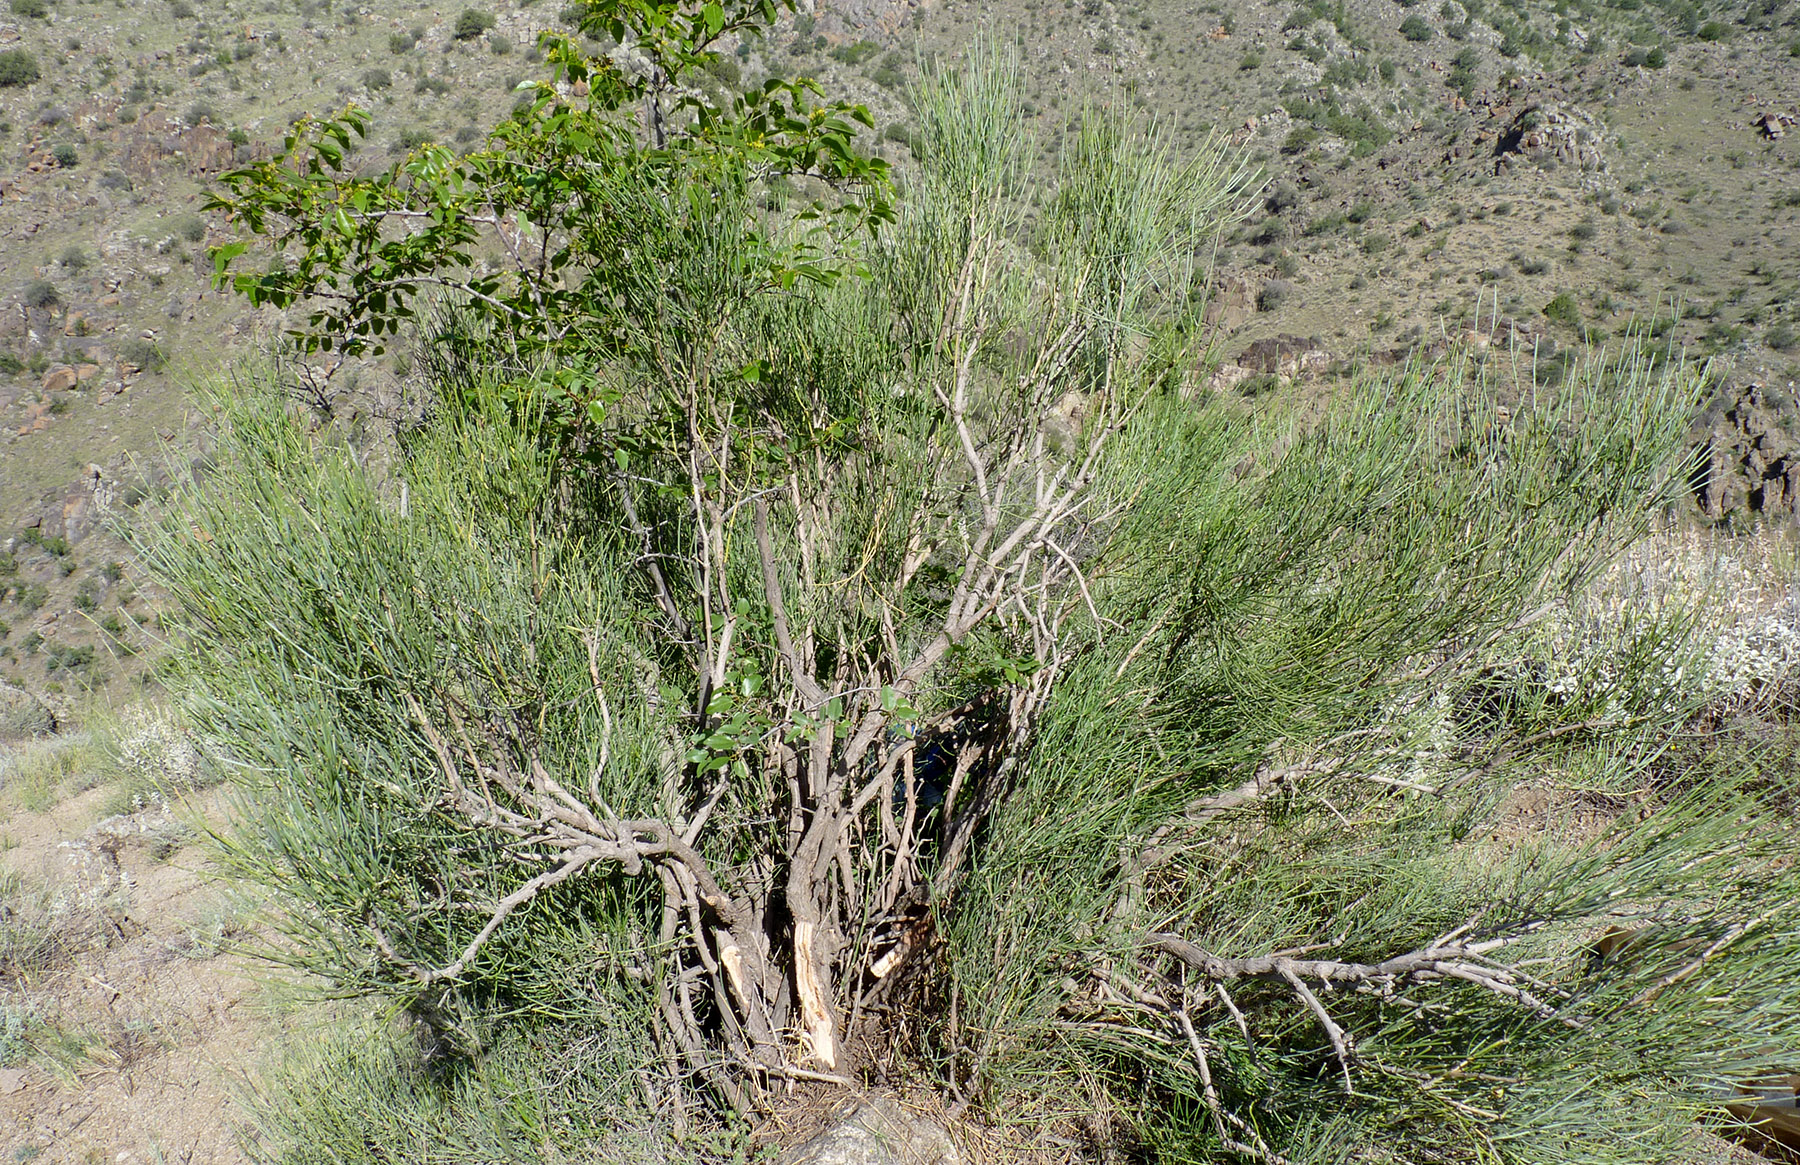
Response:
[20,279,58,309]
[1646,45,1667,66]
[1696,20,1728,40]
[51,143,78,168]
[1239,51,1262,69]
[1281,124,1318,154]
[362,67,392,90]
[452,8,494,40]
[389,30,418,53]
[828,39,880,65]
[1401,14,1435,40]
[175,33,1795,1165]
[174,213,206,243]
[10,583,48,613]
[0,50,40,88]
[118,337,167,371]
[699,52,740,87]
[43,643,97,675]
[20,528,71,557]
[7,0,47,17]
[0,354,22,375]
[1543,291,1582,326]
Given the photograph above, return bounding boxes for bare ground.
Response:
[0,780,303,1165]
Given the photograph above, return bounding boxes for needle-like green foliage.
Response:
[144,8,1800,1161]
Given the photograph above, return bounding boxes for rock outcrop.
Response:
[1753,110,1796,140]
[1493,103,1607,174]
[1203,273,1260,334]
[1238,333,1330,379]
[21,462,120,547]
[1691,381,1800,525]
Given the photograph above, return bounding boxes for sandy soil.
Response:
[1,782,302,1165]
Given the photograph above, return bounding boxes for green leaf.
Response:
[211,241,249,276]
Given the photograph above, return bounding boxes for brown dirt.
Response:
[0,781,302,1165]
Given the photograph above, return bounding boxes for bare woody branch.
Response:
[1148,932,1570,1024]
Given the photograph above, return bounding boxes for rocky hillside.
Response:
[0,0,1797,704]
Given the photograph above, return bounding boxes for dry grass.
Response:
[0,731,110,813]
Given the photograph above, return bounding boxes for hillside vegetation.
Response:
[0,1,1798,1163]
[0,0,1797,699]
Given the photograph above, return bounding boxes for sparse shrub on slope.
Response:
[1544,291,1582,326]
[452,8,494,40]
[0,49,39,87]
[19,279,58,308]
